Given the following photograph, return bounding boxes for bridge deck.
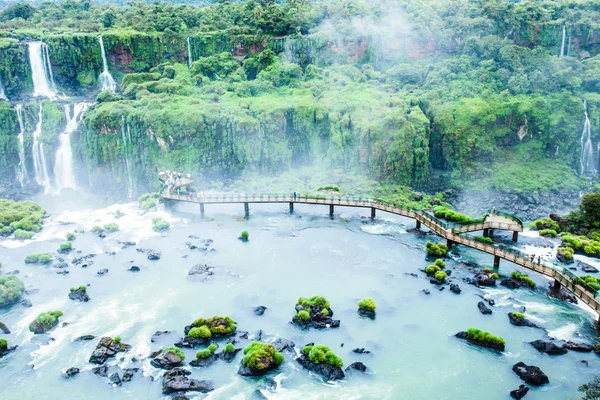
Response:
[161,192,600,316]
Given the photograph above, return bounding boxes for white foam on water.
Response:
[547,323,579,341]
[360,223,407,236]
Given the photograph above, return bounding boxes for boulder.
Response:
[510,384,529,399]
[512,362,549,386]
[345,362,367,372]
[253,306,267,316]
[358,308,375,318]
[421,289,431,295]
[562,341,594,352]
[547,282,578,304]
[0,321,9,334]
[472,272,496,287]
[151,331,172,343]
[455,331,504,352]
[449,283,461,294]
[162,368,213,395]
[147,251,161,261]
[218,348,241,362]
[74,335,96,341]
[352,348,370,354]
[272,338,295,353]
[477,301,492,315]
[68,287,90,302]
[151,350,184,370]
[63,367,80,378]
[189,354,218,368]
[508,313,539,328]
[0,344,17,359]
[20,299,32,307]
[529,340,568,355]
[122,368,139,382]
[109,372,122,386]
[578,260,599,273]
[97,269,108,276]
[187,264,214,280]
[556,248,574,264]
[501,278,531,289]
[89,337,131,365]
[128,266,140,272]
[92,365,108,377]
[291,304,340,330]
[296,352,345,381]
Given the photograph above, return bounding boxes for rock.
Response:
[472,272,496,287]
[556,248,575,264]
[97,269,108,275]
[147,251,161,261]
[352,348,370,354]
[296,352,345,381]
[20,299,32,307]
[109,372,122,386]
[562,341,594,352]
[421,289,431,295]
[578,260,599,273]
[92,365,108,377]
[63,367,80,378]
[345,362,367,372]
[291,304,340,330]
[253,306,267,316]
[172,396,190,400]
[449,283,461,294]
[72,254,96,266]
[429,278,444,285]
[122,368,138,382]
[54,262,69,269]
[56,270,69,275]
[358,308,376,318]
[529,340,568,355]
[187,264,214,281]
[0,344,17,359]
[151,350,184,370]
[89,337,131,365]
[508,313,539,328]
[118,241,136,248]
[455,331,504,352]
[68,287,90,302]
[547,282,578,304]
[510,384,529,399]
[75,335,96,341]
[501,278,531,289]
[0,321,9,334]
[128,266,140,272]
[219,348,241,362]
[162,368,213,395]
[487,298,495,306]
[512,362,549,386]
[272,338,295,353]
[29,313,61,334]
[477,301,492,315]
[151,331,172,343]
[25,288,39,295]
[189,353,218,368]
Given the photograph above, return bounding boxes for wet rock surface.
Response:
[512,362,549,386]
[455,331,504,352]
[529,340,568,355]
[89,337,131,365]
[477,301,492,315]
[162,368,213,395]
[68,287,90,302]
[510,384,529,399]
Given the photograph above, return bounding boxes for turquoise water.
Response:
[0,199,597,399]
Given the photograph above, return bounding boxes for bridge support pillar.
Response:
[553,279,561,291]
[493,255,500,268]
[329,204,334,218]
[199,203,205,218]
[416,220,421,230]
[483,228,489,238]
[289,202,294,213]
[446,239,453,250]
[512,231,519,242]
[370,207,376,219]
[244,203,249,218]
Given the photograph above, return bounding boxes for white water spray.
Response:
[32,103,52,192]
[28,42,57,98]
[560,25,566,57]
[121,115,133,198]
[16,105,27,186]
[187,37,193,68]
[580,100,596,177]
[54,103,89,191]
[98,36,116,93]
[0,76,7,101]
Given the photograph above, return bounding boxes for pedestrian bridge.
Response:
[161,192,600,318]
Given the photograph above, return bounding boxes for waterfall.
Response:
[98,36,116,93]
[121,115,133,198]
[28,42,56,98]
[0,76,7,101]
[187,37,193,68]
[16,105,27,186]
[54,103,89,191]
[559,25,566,57]
[31,103,52,192]
[580,100,596,177]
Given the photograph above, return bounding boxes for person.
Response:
[491,206,496,215]
[293,191,297,200]
[529,254,534,262]
[537,256,541,264]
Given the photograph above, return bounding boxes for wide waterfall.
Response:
[187,36,193,68]
[16,104,27,186]
[580,100,596,177]
[54,103,89,191]
[28,41,57,98]
[121,115,134,198]
[31,103,52,192]
[98,36,116,93]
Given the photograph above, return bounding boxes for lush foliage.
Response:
[433,206,477,223]
[302,344,343,368]
[196,343,218,359]
[511,271,536,288]
[539,229,557,237]
[530,218,560,232]
[223,343,235,353]
[0,200,44,238]
[188,326,211,339]
[434,271,447,281]
[103,223,120,233]
[190,316,237,338]
[32,310,63,331]
[358,298,376,312]
[59,242,72,251]
[152,217,170,232]
[474,236,494,245]
[24,253,52,264]
[297,309,310,321]
[240,230,249,240]
[558,246,575,260]
[511,312,525,319]
[0,275,24,306]
[426,241,448,257]
[162,345,185,360]
[0,338,7,349]
[579,375,600,400]
[466,328,505,345]
[578,275,600,291]
[242,341,284,370]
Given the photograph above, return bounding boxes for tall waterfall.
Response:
[121,115,133,198]
[98,36,116,93]
[560,25,566,57]
[28,42,56,98]
[54,103,89,191]
[31,103,52,192]
[187,37,193,68]
[580,100,596,177]
[16,105,27,186]
[0,76,7,101]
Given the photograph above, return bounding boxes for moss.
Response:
[223,343,235,353]
[103,223,119,233]
[511,312,525,319]
[0,200,44,236]
[195,343,218,359]
[434,259,446,268]
[483,267,492,273]
[297,296,329,308]
[425,264,441,275]
[242,341,284,370]
[358,298,376,312]
[297,310,310,321]
[114,336,121,343]
[91,225,104,233]
[59,242,72,251]
[426,241,448,257]
[24,253,53,264]
[163,345,185,360]
[511,271,536,288]
[30,310,63,333]
[301,344,343,368]
[539,229,557,237]
[240,230,249,239]
[529,218,560,232]
[141,198,156,211]
[70,285,87,292]
[0,338,7,350]
[558,246,574,260]
[190,316,236,337]
[0,275,24,307]
[466,328,505,345]
[13,229,34,239]
[66,232,75,241]
[474,236,494,245]
[434,271,447,281]
[317,185,340,192]
[188,326,212,339]
[491,273,500,280]
[152,218,170,232]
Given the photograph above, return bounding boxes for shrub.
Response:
[114,336,121,343]
[511,271,536,288]
[208,343,218,352]
[91,225,104,233]
[0,276,24,307]
[103,223,119,233]
[13,229,34,239]
[529,218,560,232]
[32,310,63,331]
[188,326,212,339]
[240,230,249,240]
[59,242,72,251]
[190,316,236,337]
[321,308,329,315]
[152,218,170,232]
[425,264,440,275]
[433,206,473,223]
[0,338,7,349]
[466,328,505,345]
[558,247,574,260]
[578,275,600,291]
[475,236,494,245]
[491,273,500,280]
[302,344,343,368]
[0,200,44,235]
[434,259,446,268]
[163,345,185,360]
[483,267,492,273]
[24,253,52,264]
[434,271,447,281]
[196,347,215,359]
[297,310,310,321]
[511,312,525,319]
[70,285,87,292]
[317,185,340,192]
[426,241,448,257]
[297,296,330,308]
[141,198,156,211]
[539,229,557,237]
[242,341,284,370]
[66,232,75,241]
[358,298,376,312]
[223,343,235,353]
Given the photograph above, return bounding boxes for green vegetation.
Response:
[13,230,35,239]
[70,285,87,292]
[297,310,310,321]
[434,271,447,282]
[511,271,536,288]
[189,316,237,339]
[114,336,121,343]
[240,230,249,240]
[558,246,575,260]
[241,342,284,372]
[579,375,600,400]
[223,343,235,353]
[30,310,63,333]
[66,232,76,241]
[466,328,505,346]
[474,236,494,245]
[297,296,329,308]
[358,298,376,312]
[103,223,119,233]
[188,326,211,339]
[560,233,600,257]
[0,276,24,307]
[426,241,448,257]
[91,226,104,233]
[578,275,600,291]
[483,267,492,273]
[530,218,560,232]
[491,273,500,280]
[0,200,44,239]
[24,253,52,264]
[433,206,480,224]
[139,193,159,211]
[511,312,525,319]
[425,264,441,275]
[59,242,72,251]
[196,343,219,359]
[317,185,340,192]
[162,345,185,360]
[302,344,343,368]
[539,229,557,237]
[152,217,170,232]
[0,338,7,350]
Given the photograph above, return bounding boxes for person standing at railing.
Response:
[537,256,541,264]
[294,191,297,200]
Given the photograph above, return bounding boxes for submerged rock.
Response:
[20,299,32,307]
[272,338,295,353]
[512,362,549,386]
[187,264,214,280]
[0,321,10,334]
[352,348,370,354]
[97,269,109,276]
[510,384,529,399]
[0,343,17,359]
[128,266,140,272]
[449,283,461,294]
[147,251,161,261]
[219,348,241,363]
[501,278,532,290]
[291,303,340,330]
[151,331,172,343]
[162,368,213,395]
[89,337,131,365]
[578,260,599,273]
[529,340,568,355]
[109,372,122,386]
[471,272,496,287]
[477,301,492,315]
[75,335,96,341]
[546,282,577,304]
[253,306,267,316]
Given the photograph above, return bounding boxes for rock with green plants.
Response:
[151,346,186,370]
[296,343,344,381]
[89,336,132,365]
[219,342,241,363]
[502,271,536,289]
[29,310,63,334]
[239,230,249,242]
[425,241,448,257]
[291,296,340,329]
[68,286,90,302]
[0,337,17,359]
[238,341,285,376]
[0,200,44,239]
[0,275,24,307]
[190,343,219,367]
[24,253,53,264]
[508,312,540,328]
[182,316,237,346]
[455,328,505,352]
[357,297,376,318]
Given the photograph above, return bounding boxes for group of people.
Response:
[529,254,541,264]
[159,171,192,194]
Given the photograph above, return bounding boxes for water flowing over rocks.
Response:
[0,321,10,334]
[162,368,213,395]
[562,341,594,352]
[512,362,549,386]
[190,353,218,368]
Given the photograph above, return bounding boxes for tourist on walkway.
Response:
[293,191,297,200]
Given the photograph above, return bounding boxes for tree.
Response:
[580,376,600,400]
[1,2,35,21]
[103,10,117,28]
[580,192,600,225]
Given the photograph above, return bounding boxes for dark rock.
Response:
[147,251,161,261]
[218,348,241,362]
[508,313,539,328]
[72,254,96,266]
[358,308,375,318]
[578,260,599,273]
[187,264,214,281]
[253,306,267,316]
[68,287,90,302]
[429,278,444,285]
[128,266,140,272]
[74,335,96,341]
[25,288,39,295]
[98,232,106,239]
[272,338,295,353]
[477,301,492,315]
[510,384,529,399]
[29,314,60,334]
[421,289,430,295]
[291,305,340,330]
[0,344,17,359]
[151,331,172,343]
[296,351,345,381]
[501,278,531,289]
[53,262,69,269]
[0,321,9,334]
[172,396,190,400]
[63,367,80,378]
[151,350,184,370]
[162,368,214,395]
[472,272,496,287]
[455,331,505,352]
[20,299,32,307]
[405,273,419,278]
[122,368,138,382]
[529,340,568,355]
[345,362,367,372]
[89,337,131,365]
[56,270,69,275]
[97,269,108,276]
[5,270,19,275]
[109,372,122,386]
[449,283,461,294]
[547,282,578,304]
[118,241,136,249]
[92,365,108,377]
[562,341,594,352]
[352,348,370,354]
[512,362,549,386]
[487,299,495,306]
[189,354,218,368]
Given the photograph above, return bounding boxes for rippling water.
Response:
[0,200,597,399]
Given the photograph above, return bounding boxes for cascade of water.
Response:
[121,115,133,198]
[31,103,52,192]
[187,37,193,68]
[54,103,89,191]
[580,100,596,177]
[0,76,7,101]
[16,105,27,186]
[560,25,566,57]
[28,42,56,98]
[98,36,116,93]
